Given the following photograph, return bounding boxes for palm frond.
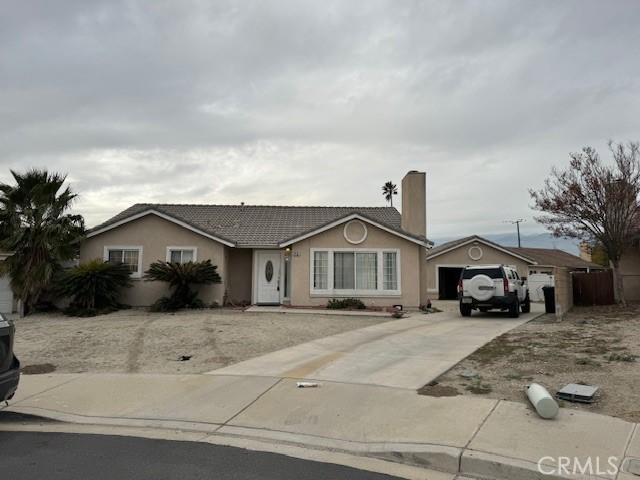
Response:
[144,260,221,311]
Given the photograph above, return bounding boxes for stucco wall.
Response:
[619,248,640,302]
[80,214,227,306]
[425,241,531,296]
[553,267,573,319]
[226,247,253,304]
[288,222,422,308]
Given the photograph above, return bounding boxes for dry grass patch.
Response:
[13,309,389,375]
[419,304,640,422]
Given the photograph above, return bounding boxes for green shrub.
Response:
[56,260,132,315]
[145,260,221,312]
[327,298,366,310]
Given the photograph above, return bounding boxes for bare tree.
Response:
[530,141,640,304]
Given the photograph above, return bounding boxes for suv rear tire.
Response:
[460,302,472,317]
[521,295,531,313]
[509,299,520,318]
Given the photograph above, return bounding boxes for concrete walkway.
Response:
[2,373,639,480]
[245,306,393,317]
[209,308,542,389]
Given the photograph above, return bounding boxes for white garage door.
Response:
[0,275,14,314]
[528,273,554,302]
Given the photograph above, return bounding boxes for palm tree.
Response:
[56,260,133,313]
[382,181,398,207]
[0,169,85,314]
[144,260,222,311]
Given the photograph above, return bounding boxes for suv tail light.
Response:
[457,278,463,294]
[503,276,509,293]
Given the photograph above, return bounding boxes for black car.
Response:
[0,313,20,402]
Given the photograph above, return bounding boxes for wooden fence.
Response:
[572,270,615,306]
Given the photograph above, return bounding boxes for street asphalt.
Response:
[0,431,401,480]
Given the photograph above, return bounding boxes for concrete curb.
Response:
[0,421,446,480]
[4,405,461,474]
[461,449,611,480]
[5,404,616,480]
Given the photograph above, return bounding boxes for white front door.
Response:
[256,251,281,304]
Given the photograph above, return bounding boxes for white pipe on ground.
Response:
[527,383,559,419]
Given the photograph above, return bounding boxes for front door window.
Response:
[265,260,274,282]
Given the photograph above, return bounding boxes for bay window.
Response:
[310,249,400,295]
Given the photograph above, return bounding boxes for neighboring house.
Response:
[425,235,603,301]
[80,171,433,309]
[579,241,593,262]
[619,239,640,302]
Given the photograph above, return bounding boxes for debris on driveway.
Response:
[527,383,559,419]
[296,382,319,388]
[557,383,599,403]
[178,355,192,362]
[417,381,460,397]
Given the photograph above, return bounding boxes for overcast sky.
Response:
[1,1,639,238]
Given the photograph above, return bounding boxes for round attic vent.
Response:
[468,245,483,261]
[343,220,368,244]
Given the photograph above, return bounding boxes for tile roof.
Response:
[88,203,430,247]
[426,235,602,269]
[425,235,480,258]
[506,247,603,269]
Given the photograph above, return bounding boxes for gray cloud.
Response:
[1,0,639,236]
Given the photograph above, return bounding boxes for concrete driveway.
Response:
[208,306,543,389]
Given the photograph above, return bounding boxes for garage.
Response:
[425,235,602,301]
[0,275,13,314]
[437,266,463,300]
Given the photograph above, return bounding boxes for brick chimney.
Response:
[401,170,426,237]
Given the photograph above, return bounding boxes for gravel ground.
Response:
[13,309,388,375]
[419,304,640,422]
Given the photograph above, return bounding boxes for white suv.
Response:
[458,265,530,317]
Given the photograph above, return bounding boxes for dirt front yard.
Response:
[13,309,388,375]
[419,304,640,422]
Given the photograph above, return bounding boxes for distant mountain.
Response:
[430,232,580,255]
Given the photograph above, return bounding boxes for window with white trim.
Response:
[310,249,400,295]
[166,247,197,264]
[313,251,328,289]
[383,252,398,290]
[105,247,142,277]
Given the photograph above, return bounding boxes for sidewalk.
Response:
[2,373,638,480]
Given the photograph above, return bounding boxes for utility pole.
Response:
[504,219,525,247]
